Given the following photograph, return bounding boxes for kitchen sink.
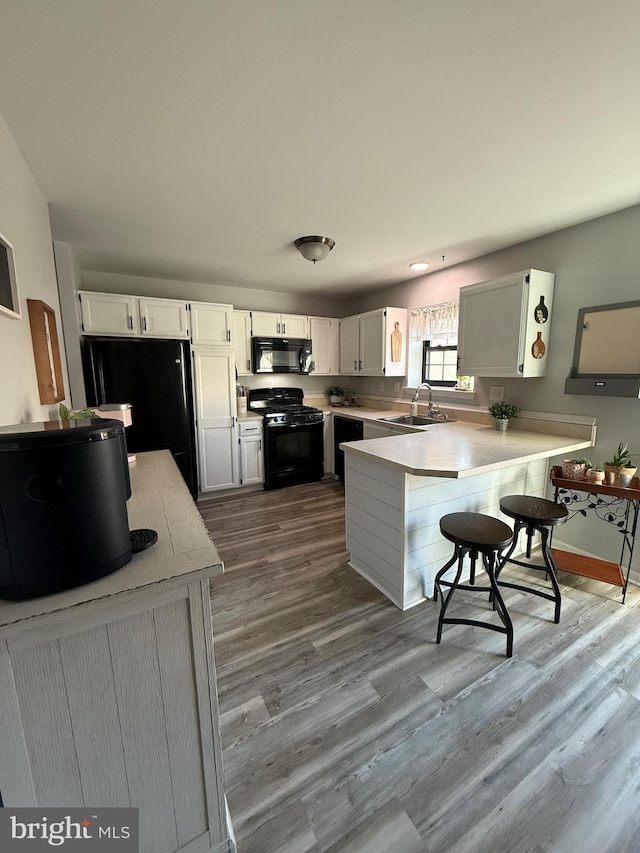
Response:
[378,414,452,426]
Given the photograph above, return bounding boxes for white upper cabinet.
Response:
[78,291,140,336]
[139,297,189,338]
[233,310,252,374]
[339,315,360,374]
[79,291,188,339]
[340,308,408,376]
[252,311,309,338]
[190,302,233,346]
[310,317,340,375]
[457,269,555,377]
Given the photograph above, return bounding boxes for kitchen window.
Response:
[408,300,474,391]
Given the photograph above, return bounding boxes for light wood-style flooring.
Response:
[200,480,640,853]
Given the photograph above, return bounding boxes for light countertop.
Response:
[340,419,593,478]
[0,450,222,631]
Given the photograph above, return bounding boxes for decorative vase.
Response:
[531,332,546,359]
[495,418,509,432]
[603,464,637,487]
[330,395,343,406]
[562,460,587,480]
[534,295,549,324]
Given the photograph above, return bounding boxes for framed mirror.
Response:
[0,231,20,319]
[565,300,640,397]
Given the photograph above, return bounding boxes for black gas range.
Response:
[248,388,324,490]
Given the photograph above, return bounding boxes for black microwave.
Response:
[252,336,313,374]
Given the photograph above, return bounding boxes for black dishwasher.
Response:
[334,415,364,482]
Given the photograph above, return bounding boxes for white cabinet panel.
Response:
[458,269,555,377]
[190,302,233,346]
[139,298,189,339]
[239,435,264,485]
[281,313,308,337]
[339,315,360,374]
[340,308,407,376]
[310,317,340,375]
[238,419,264,486]
[192,348,238,492]
[79,291,139,336]
[252,311,308,338]
[233,310,252,374]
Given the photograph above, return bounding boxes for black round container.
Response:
[0,419,132,600]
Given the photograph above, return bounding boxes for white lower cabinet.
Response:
[238,420,264,486]
[192,348,238,492]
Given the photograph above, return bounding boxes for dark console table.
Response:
[550,466,640,602]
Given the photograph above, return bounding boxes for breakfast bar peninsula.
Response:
[341,416,594,610]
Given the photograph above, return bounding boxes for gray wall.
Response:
[350,204,640,573]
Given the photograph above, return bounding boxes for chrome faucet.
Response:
[412,382,442,419]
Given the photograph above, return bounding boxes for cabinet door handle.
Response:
[282,322,286,334]
[128,315,133,330]
[247,359,251,370]
[227,329,231,342]
[354,359,357,370]
[259,440,262,451]
[277,322,281,333]
[359,360,362,370]
[142,316,147,331]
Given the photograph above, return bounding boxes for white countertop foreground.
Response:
[341,420,593,478]
[0,450,222,631]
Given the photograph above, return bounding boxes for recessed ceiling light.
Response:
[409,261,430,271]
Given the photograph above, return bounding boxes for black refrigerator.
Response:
[84,338,198,497]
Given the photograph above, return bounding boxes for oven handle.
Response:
[299,347,313,374]
[266,420,323,429]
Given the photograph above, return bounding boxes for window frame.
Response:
[421,340,459,387]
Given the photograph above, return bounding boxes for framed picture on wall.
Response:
[0,231,20,319]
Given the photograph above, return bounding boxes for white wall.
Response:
[0,112,70,427]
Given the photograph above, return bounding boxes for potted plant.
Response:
[488,401,520,432]
[585,463,605,484]
[328,385,345,406]
[561,457,590,480]
[604,443,637,487]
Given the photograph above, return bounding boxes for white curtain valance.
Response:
[409,301,459,343]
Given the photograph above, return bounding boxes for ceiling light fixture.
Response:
[294,235,335,264]
[409,261,430,271]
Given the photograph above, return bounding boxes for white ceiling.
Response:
[1,1,639,298]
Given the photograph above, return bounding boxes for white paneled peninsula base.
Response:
[0,451,234,853]
[342,420,594,610]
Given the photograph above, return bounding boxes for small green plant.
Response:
[488,402,520,420]
[606,442,634,468]
[59,403,98,420]
[328,385,345,397]
[568,457,592,468]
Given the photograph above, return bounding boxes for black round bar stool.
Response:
[496,495,569,624]
[435,512,515,657]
